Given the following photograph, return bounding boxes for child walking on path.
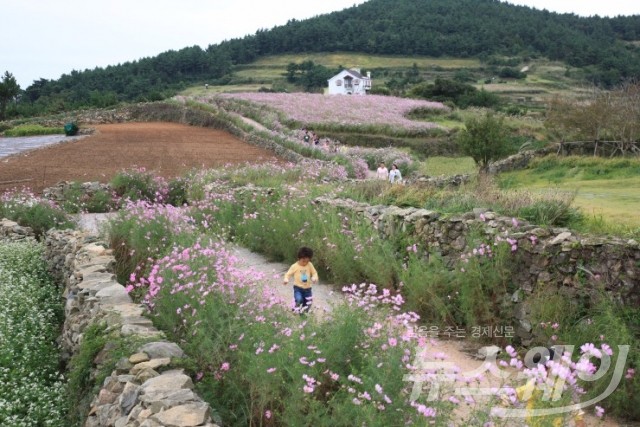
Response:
[283,247,318,314]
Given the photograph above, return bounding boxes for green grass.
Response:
[418,156,477,176]
[498,156,640,231]
[3,124,64,137]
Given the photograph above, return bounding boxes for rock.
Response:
[97,389,118,405]
[83,243,108,256]
[135,368,160,383]
[483,212,496,220]
[130,358,171,374]
[78,275,118,291]
[139,389,199,406]
[116,357,134,372]
[129,352,150,364]
[140,419,163,427]
[139,342,185,359]
[95,284,132,305]
[530,227,551,238]
[141,371,193,394]
[150,402,210,427]
[119,382,141,415]
[121,324,164,337]
[106,377,126,394]
[537,271,552,282]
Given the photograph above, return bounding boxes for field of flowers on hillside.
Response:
[216,93,447,130]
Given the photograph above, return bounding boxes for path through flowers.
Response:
[79,213,621,426]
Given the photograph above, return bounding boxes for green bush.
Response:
[110,168,166,204]
[4,124,64,137]
[457,113,513,171]
[167,177,189,206]
[0,191,75,237]
[59,183,115,214]
[517,199,583,227]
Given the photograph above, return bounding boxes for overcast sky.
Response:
[1,0,638,89]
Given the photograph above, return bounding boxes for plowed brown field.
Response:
[0,122,281,193]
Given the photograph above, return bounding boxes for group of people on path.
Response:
[376,162,402,184]
[302,129,341,153]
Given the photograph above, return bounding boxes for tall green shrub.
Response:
[457,113,512,171]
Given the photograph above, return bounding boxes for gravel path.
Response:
[0,134,87,159]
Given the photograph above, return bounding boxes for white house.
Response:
[327,68,371,95]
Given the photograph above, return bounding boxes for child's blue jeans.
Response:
[293,286,312,312]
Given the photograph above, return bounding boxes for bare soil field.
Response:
[0,122,281,193]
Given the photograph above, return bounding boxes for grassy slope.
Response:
[499,157,640,229]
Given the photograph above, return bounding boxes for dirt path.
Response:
[229,245,343,319]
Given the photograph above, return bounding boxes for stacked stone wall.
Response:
[488,141,640,174]
[0,218,36,242]
[313,196,640,344]
[44,229,218,427]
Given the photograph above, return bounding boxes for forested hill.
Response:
[15,0,640,115]
[222,0,640,83]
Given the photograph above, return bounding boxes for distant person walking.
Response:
[283,247,318,314]
[376,162,389,180]
[389,163,403,184]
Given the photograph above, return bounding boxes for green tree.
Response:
[457,113,511,171]
[0,71,20,120]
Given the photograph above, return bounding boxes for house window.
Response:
[354,79,360,85]
[336,80,342,86]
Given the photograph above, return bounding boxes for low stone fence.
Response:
[313,196,640,344]
[0,218,36,242]
[44,229,218,427]
[408,174,471,187]
[43,181,112,206]
[488,140,640,174]
[488,146,556,174]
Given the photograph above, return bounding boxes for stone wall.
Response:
[488,146,556,174]
[408,174,471,187]
[488,141,640,174]
[0,218,36,242]
[43,181,112,205]
[313,196,640,344]
[44,229,218,427]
